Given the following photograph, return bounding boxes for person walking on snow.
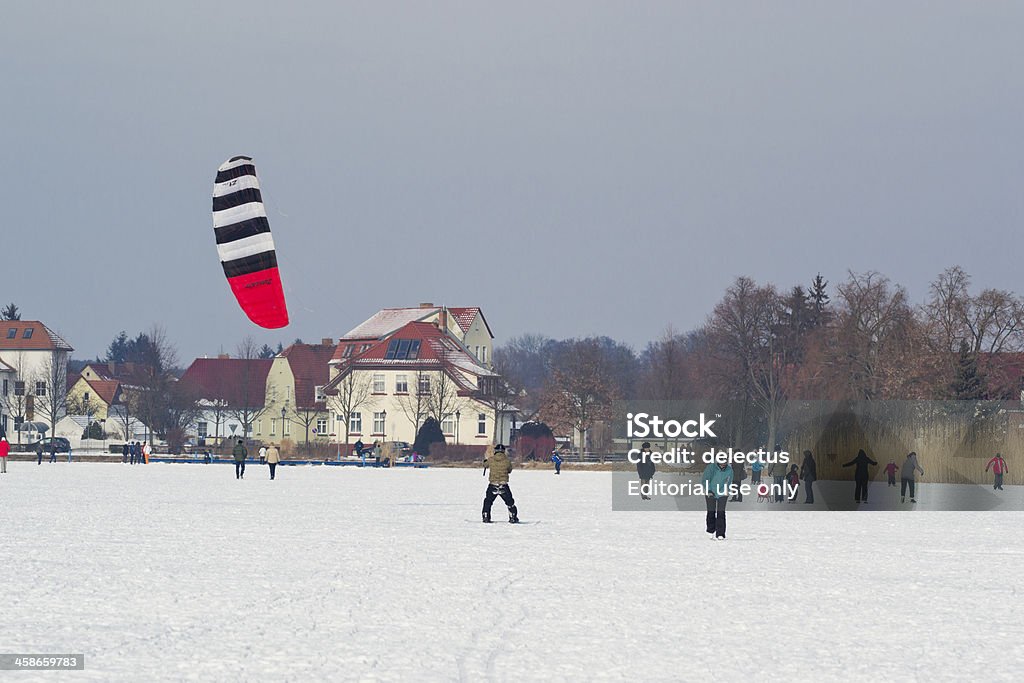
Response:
[730,461,746,502]
[750,459,764,485]
[233,439,248,479]
[786,464,801,502]
[551,449,562,475]
[0,435,9,474]
[843,449,877,503]
[800,450,817,504]
[266,443,281,480]
[703,459,734,539]
[636,442,656,500]
[259,445,267,465]
[884,460,899,486]
[986,453,1008,491]
[769,452,787,503]
[122,442,129,464]
[142,441,151,464]
[48,441,57,464]
[482,444,519,523]
[901,451,924,503]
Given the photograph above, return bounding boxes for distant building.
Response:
[179,355,274,445]
[0,320,73,439]
[260,340,337,445]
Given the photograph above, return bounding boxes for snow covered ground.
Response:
[2,463,1023,682]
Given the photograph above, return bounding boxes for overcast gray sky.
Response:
[3,2,1022,362]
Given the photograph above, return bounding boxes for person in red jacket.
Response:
[883,460,899,486]
[0,435,9,474]
[986,453,1008,491]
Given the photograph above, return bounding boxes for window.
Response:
[480,346,487,364]
[14,381,25,396]
[361,344,372,353]
[314,385,325,403]
[83,391,90,402]
[35,381,46,397]
[373,411,386,435]
[22,328,33,339]
[418,375,431,395]
[270,417,276,436]
[256,420,262,436]
[395,374,408,394]
[478,413,487,435]
[372,374,385,393]
[2,379,7,396]
[441,413,455,435]
[6,328,15,339]
[197,422,208,438]
[384,338,421,360]
[316,418,328,434]
[349,412,362,434]
[283,418,290,436]
[342,344,356,358]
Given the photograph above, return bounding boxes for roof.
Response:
[325,321,495,395]
[0,358,14,373]
[448,307,493,338]
[179,357,273,407]
[83,378,122,406]
[80,362,154,387]
[280,342,337,409]
[341,307,440,341]
[0,321,73,352]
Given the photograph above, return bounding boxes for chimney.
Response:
[438,307,449,332]
[218,353,230,360]
[321,337,334,346]
[419,302,435,309]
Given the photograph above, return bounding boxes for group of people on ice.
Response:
[121,441,152,465]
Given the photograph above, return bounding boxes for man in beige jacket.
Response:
[266,443,281,480]
[482,444,519,524]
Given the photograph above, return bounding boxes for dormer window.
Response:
[22,328,33,339]
[6,328,15,339]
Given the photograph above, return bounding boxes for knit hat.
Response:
[494,444,506,453]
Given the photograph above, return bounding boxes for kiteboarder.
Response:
[551,449,562,475]
[482,444,519,523]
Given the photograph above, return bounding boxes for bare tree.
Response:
[31,350,70,439]
[0,350,31,446]
[395,371,431,436]
[328,372,375,446]
[474,360,519,441]
[227,337,270,443]
[539,339,619,458]
[426,369,470,432]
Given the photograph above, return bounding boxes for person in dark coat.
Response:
[636,442,656,500]
[233,439,248,479]
[122,442,129,464]
[842,449,878,503]
[48,442,57,464]
[800,450,817,504]
[36,441,44,465]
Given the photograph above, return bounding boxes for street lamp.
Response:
[280,406,287,447]
[455,410,460,445]
[382,409,387,442]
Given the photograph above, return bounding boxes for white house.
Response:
[0,320,73,441]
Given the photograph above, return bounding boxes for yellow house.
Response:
[258,340,337,446]
[67,375,121,421]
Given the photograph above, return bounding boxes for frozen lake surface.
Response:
[2,463,1023,681]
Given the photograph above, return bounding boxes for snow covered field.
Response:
[2,463,1023,682]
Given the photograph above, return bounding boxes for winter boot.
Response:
[508,506,519,524]
[482,510,492,523]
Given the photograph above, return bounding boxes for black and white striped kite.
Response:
[212,156,289,328]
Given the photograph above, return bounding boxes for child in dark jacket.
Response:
[787,465,800,502]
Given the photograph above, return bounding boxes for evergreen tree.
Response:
[950,341,986,400]
[808,274,832,328]
[1,303,20,320]
[413,417,446,457]
[257,344,276,359]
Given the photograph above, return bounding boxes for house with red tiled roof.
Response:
[260,339,338,447]
[0,321,74,437]
[179,355,274,445]
[324,321,514,450]
[336,303,494,370]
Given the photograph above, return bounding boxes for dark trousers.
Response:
[994,473,1004,490]
[37,452,43,465]
[269,463,277,479]
[483,483,516,514]
[49,452,57,463]
[901,478,916,498]
[705,496,727,536]
[555,463,561,474]
[235,461,245,478]
[773,475,785,502]
[888,475,896,486]
[804,479,814,503]
[854,477,869,502]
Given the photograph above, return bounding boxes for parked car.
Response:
[33,437,71,453]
